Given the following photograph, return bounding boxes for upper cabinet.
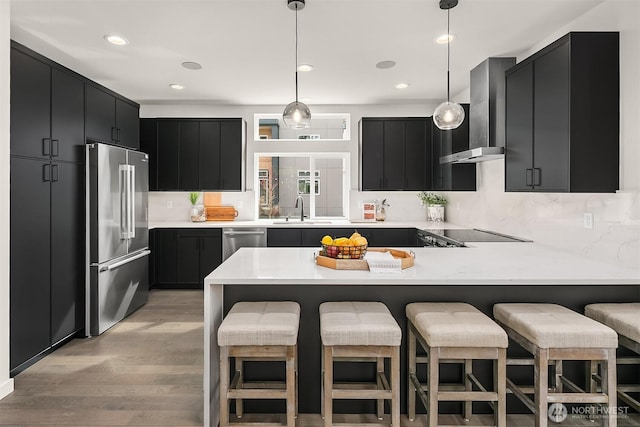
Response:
[360,118,431,191]
[140,118,246,191]
[360,113,475,192]
[431,104,476,191]
[10,48,85,164]
[505,32,619,193]
[86,84,140,150]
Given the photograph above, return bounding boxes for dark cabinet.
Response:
[268,227,419,248]
[141,118,245,191]
[10,43,86,373]
[505,32,619,193]
[431,104,476,191]
[10,49,85,163]
[360,118,431,191]
[9,158,84,371]
[150,229,222,289]
[86,84,140,149]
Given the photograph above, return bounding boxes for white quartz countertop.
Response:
[149,220,465,230]
[204,245,640,286]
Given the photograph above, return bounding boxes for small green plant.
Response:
[188,192,201,205]
[417,192,448,206]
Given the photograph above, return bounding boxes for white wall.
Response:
[0,0,15,400]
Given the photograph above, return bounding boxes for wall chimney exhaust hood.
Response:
[440,57,516,164]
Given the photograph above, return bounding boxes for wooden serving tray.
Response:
[206,206,238,221]
[316,248,415,270]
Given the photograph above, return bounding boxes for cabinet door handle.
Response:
[111,127,117,141]
[526,169,533,187]
[51,139,59,157]
[534,168,542,186]
[117,128,121,142]
[42,138,51,156]
[43,164,51,182]
[51,164,59,182]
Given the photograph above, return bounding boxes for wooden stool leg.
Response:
[220,346,230,427]
[427,346,439,427]
[321,346,325,420]
[496,349,507,427]
[236,357,243,418]
[601,349,617,427]
[295,344,299,418]
[391,346,401,427]
[534,348,549,427]
[324,345,333,427]
[376,357,384,420]
[408,325,417,422]
[286,346,296,427]
[553,360,563,393]
[464,359,472,421]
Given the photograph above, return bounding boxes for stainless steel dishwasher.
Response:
[222,228,267,261]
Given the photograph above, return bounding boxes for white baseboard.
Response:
[0,377,14,400]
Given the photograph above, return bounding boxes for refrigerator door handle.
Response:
[119,164,129,239]
[128,165,136,239]
[99,250,151,272]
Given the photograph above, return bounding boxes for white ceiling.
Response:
[10,0,604,106]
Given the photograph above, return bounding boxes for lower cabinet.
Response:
[267,228,419,248]
[150,228,222,289]
[10,157,84,373]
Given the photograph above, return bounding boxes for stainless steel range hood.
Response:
[440,57,515,164]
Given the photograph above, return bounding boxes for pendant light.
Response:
[283,0,311,129]
[433,0,465,130]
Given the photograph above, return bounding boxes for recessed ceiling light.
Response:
[169,84,185,90]
[434,34,455,44]
[104,35,129,46]
[395,83,410,89]
[376,60,396,69]
[297,64,314,72]
[182,61,202,70]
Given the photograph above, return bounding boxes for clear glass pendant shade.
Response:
[283,101,311,129]
[433,100,465,130]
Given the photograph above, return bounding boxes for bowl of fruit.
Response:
[320,231,368,259]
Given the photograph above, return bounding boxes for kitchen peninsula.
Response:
[203,245,640,426]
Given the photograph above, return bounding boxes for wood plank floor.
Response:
[0,289,638,426]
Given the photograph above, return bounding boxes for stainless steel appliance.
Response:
[417,228,529,247]
[86,142,150,335]
[222,228,267,261]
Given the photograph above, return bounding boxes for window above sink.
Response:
[254,113,350,142]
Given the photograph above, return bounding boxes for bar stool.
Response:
[406,302,508,427]
[494,303,618,427]
[319,301,401,427]
[218,301,300,427]
[586,303,640,413]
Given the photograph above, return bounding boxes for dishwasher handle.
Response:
[223,230,266,236]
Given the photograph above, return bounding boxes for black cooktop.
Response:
[432,229,527,243]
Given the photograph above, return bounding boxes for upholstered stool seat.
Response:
[494,303,618,427]
[586,303,640,414]
[320,302,401,427]
[406,303,507,427]
[219,301,300,427]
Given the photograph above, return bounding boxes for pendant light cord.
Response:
[295,5,299,103]
[446,7,450,103]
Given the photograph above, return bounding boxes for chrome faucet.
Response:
[295,195,305,221]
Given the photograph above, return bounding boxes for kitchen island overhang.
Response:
[203,246,640,427]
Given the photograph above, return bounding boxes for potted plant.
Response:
[417,192,447,222]
[188,192,206,222]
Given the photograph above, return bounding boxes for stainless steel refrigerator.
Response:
[86,142,150,336]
